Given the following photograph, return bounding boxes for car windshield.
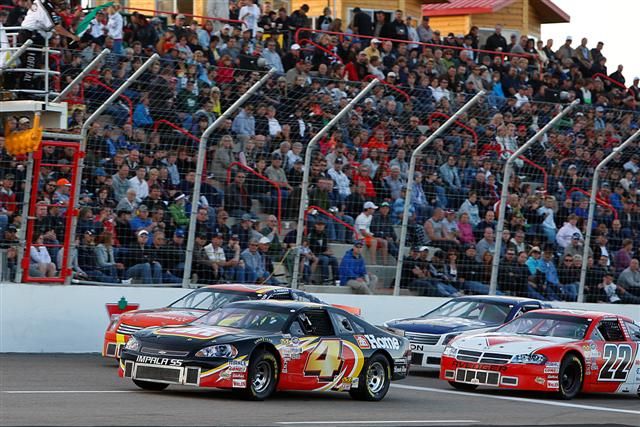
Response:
[497,313,591,339]
[194,307,290,332]
[169,290,253,310]
[424,300,512,324]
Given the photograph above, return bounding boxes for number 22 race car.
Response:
[119,300,410,401]
[440,309,640,399]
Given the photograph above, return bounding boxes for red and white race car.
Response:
[440,309,640,399]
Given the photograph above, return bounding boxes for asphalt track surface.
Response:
[1,355,638,427]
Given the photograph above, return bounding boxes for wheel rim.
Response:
[561,362,579,393]
[252,360,272,393]
[366,362,386,394]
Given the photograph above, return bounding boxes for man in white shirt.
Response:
[106,3,124,54]
[355,201,388,265]
[18,0,79,90]
[266,105,282,138]
[239,0,260,38]
[537,196,557,244]
[128,166,149,203]
[89,10,107,43]
[328,158,350,201]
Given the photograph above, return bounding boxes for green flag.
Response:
[75,2,114,37]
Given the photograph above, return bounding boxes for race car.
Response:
[440,309,640,399]
[385,296,548,368]
[103,284,360,358]
[119,300,410,401]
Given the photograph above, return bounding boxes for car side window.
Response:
[298,309,335,336]
[590,327,605,341]
[350,317,368,334]
[288,320,305,336]
[624,321,640,342]
[596,319,626,341]
[330,312,355,335]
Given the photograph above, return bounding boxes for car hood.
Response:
[135,324,262,346]
[388,316,496,334]
[451,332,574,355]
[119,308,208,328]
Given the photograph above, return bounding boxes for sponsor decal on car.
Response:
[544,362,560,374]
[135,356,182,366]
[453,360,508,372]
[394,364,408,375]
[228,360,248,372]
[364,335,400,350]
[354,335,371,349]
[410,344,424,352]
[547,380,559,389]
[535,377,545,385]
[232,378,246,388]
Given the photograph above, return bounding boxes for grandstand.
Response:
[1,0,639,304]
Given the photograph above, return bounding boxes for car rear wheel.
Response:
[448,381,478,392]
[558,355,583,400]
[132,379,169,391]
[243,350,278,400]
[350,353,391,401]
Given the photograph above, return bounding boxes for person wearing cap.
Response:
[308,220,339,285]
[78,229,118,283]
[52,178,72,206]
[129,204,153,238]
[555,213,582,249]
[163,229,187,280]
[282,43,302,71]
[124,229,162,284]
[231,213,257,250]
[338,240,377,294]
[355,201,388,265]
[0,174,17,216]
[371,201,399,260]
[327,157,351,201]
[221,233,246,282]
[563,232,592,259]
[167,192,189,229]
[241,238,269,283]
[363,38,381,60]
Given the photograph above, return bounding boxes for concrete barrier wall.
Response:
[1,282,639,353]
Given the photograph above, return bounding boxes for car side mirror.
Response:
[341,319,353,332]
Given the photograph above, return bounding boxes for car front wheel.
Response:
[132,379,169,391]
[350,353,391,401]
[243,350,278,400]
[558,355,583,400]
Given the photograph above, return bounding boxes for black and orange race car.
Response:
[104,284,360,358]
[119,300,410,400]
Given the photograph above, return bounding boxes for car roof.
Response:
[227,299,330,312]
[450,295,543,305]
[202,284,289,294]
[524,308,631,321]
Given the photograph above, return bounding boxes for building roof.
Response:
[421,0,570,23]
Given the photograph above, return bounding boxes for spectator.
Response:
[355,201,388,264]
[338,240,377,294]
[241,238,268,283]
[125,229,161,284]
[29,233,57,278]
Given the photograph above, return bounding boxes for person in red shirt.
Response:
[0,174,17,215]
[344,51,369,81]
[364,128,389,152]
[352,164,376,199]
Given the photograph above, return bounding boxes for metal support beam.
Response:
[14,150,35,283]
[1,39,32,70]
[489,100,579,295]
[182,69,277,288]
[53,49,110,103]
[64,54,160,285]
[393,91,486,296]
[290,79,379,289]
[578,128,640,302]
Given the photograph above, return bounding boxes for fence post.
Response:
[489,100,579,295]
[392,91,486,296]
[182,69,277,288]
[290,79,379,290]
[14,150,35,283]
[579,128,640,302]
[64,54,160,285]
[53,49,110,103]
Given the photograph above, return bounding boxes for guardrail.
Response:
[363,75,410,102]
[225,162,282,233]
[592,73,626,90]
[121,6,245,26]
[304,205,357,237]
[297,38,343,64]
[428,112,479,147]
[567,187,618,220]
[503,149,548,194]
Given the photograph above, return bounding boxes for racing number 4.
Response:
[304,339,343,381]
[598,344,634,381]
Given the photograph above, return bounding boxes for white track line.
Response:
[277,421,478,425]
[391,384,640,416]
[3,390,136,394]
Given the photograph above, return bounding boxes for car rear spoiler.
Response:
[331,304,361,316]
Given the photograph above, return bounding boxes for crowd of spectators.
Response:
[2,0,640,303]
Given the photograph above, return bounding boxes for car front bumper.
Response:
[440,355,558,392]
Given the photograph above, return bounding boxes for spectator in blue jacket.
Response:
[133,93,154,128]
[338,240,378,294]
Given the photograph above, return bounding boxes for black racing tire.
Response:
[132,379,169,391]
[243,350,278,400]
[349,353,391,401]
[558,354,583,400]
[448,381,478,392]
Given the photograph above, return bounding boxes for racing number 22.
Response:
[304,339,343,381]
[598,344,633,381]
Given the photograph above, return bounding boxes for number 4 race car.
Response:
[119,300,410,401]
[103,284,360,358]
[440,309,640,399]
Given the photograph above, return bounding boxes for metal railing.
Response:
[84,76,134,125]
[592,73,626,90]
[363,75,410,102]
[566,187,618,220]
[428,112,479,148]
[305,206,357,237]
